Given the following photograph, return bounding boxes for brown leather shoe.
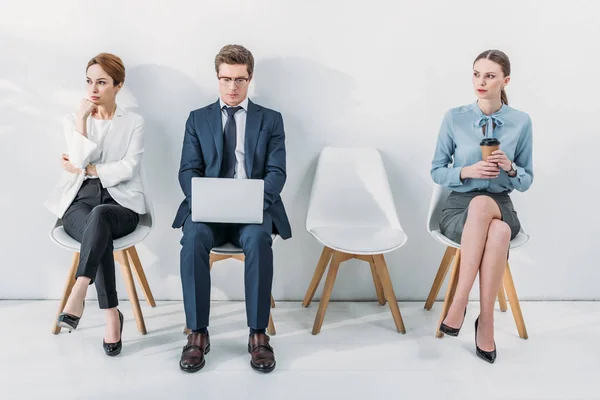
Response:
[248,333,276,373]
[179,332,210,373]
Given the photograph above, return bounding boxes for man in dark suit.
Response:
[173,45,291,373]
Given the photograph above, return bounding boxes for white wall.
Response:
[1,0,598,301]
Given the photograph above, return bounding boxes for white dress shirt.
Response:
[219,97,249,179]
[85,117,112,179]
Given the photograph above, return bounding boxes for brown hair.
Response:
[86,53,125,86]
[214,44,254,78]
[473,49,511,105]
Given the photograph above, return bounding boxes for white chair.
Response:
[302,147,408,335]
[50,190,156,335]
[182,236,278,336]
[424,184,529,339]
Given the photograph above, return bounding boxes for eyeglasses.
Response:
[218,76,250,87]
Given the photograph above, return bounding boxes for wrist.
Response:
[86,164,97,177]
[460,166,470,180]
[508,162,517,177]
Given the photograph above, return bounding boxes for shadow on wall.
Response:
[0,34,97,298]
[251,56,436,300]
[250,57,369,299]
[125,64,213,285]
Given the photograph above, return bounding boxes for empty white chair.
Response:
[50,190,156,335]
[302,147,408,335]
[424,184,529,339]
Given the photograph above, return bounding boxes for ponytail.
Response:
[501,88,509,105]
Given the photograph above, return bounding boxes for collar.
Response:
[472,102,506,137]
[219,97,249,112]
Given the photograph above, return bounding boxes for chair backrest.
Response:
[138,165,154,230]
[427,184,451,234]
[306,147,401,231]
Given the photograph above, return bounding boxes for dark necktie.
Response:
[221,106,242,178]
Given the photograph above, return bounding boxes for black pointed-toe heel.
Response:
[475,316,497,364]
[103,309,124,357]
[439,307,467,337]
[57,301,86,332]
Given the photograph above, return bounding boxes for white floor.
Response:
[1,300,599,400]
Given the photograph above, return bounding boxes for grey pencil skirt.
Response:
[439,190,521,244]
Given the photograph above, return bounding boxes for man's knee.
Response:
[240,227,272,251]
[182,220,214,249]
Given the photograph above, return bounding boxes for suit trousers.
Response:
[62,179,139,309]
[180,213,274,330]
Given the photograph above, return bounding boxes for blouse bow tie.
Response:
[476,115,504,137]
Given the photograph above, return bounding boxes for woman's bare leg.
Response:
[443,196,501,328]
[477,219,511,351]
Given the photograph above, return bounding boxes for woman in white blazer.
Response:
[45,53,146,356]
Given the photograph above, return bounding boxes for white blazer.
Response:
[45,106,147,218]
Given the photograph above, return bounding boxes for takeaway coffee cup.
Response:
[480,138,500,161]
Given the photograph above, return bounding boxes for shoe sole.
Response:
[179,345,210,373]
[248,344,276,373]
[250,360,276,373]
[438,326,460,337]
[56,321,77,332]
[476,349,496,364]
[105,348,122,357]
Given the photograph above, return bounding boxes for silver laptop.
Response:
[191,177,264,224]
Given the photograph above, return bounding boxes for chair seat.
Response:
[51,225,152,252]
[308,226,407,255]
[211,242,244,255]
[211,234,278,255]
[429,230,530,250]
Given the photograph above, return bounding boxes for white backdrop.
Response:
[1,0,598,301]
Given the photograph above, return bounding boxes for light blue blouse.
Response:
[431,102,533,193]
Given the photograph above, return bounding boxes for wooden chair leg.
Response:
[232,254,245,262]
[498,281,508,312]
[302,246,333,307]
[503,262,528,339]
[311,251,342,335]
[372,254,406,333]
[116,250,147,335]
[436,249,461,338]
[126,246,156,307]
[424,247,456,310]
[267,311,276,335]
[52,252,80,334]
[268,293,276,334]
[369,256,386,305]
[210,253,232,270]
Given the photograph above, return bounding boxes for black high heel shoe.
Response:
[475,316,497,364]
[439,306,467,337]
[57,300,86,332]
[103,309,124,357]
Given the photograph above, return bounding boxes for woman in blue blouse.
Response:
[430,50,533,363]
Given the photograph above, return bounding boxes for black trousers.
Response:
[62,179,139,309]
[180,212,274,330]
